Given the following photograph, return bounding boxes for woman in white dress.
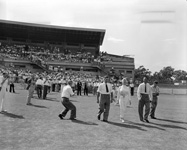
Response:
[117,78,131,123]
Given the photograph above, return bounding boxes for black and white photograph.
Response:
[0,0,187,149]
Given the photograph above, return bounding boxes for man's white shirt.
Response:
[61,85,74,98]
[97,82,112,95]
[137,83,152,101]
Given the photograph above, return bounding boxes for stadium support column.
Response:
[80,44,84,51]
[95,46,100,57]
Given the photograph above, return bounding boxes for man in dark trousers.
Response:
[97,76,113,122]
[83,80,88,96]
[58,80,76,120]
[137,77,152,123]
[43,77,50,99]
[9,72,15,93]
[77,80,82,96]
[150,81,160,119]
[36,77,43,99]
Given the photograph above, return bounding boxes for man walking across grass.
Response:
[150,81,160,119]
[97,76,113,122]
[137,77,152,123]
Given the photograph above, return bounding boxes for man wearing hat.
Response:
[150,81,160,119]
[97,76,113,122]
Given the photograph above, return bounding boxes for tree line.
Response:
[134,66,187,84]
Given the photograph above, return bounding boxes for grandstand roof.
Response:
[0,19,105,46]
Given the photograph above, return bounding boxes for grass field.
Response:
[0,85,187,150]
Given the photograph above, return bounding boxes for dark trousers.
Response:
[77,88,82,96]
[130,87,134,96]
[43,85,48,99]
[138,94,150,121]
[36,85,42,98]
[84,87,88,96]
[52,84,55,92]
[150,95,158,117]
[9,83,15,93]
[61,97,76,119]
[98,94,110,121]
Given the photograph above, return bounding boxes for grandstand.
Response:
[0,19,134,78]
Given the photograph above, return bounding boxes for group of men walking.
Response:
[58,75,160,123]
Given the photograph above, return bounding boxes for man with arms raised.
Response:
[58,80,76,120]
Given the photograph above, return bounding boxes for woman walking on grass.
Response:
[117,78,131,123]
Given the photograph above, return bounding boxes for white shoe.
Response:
[121,119,125,123]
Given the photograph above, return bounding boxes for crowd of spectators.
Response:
[0,42,113,64]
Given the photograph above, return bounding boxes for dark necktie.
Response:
[145,83,147,93]
[106,83,109,93]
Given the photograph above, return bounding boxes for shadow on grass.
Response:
[150,122,187,130]
[157,118,187,125]
[69,100,79,102]
[35,97,60,102]
[108,121,147,131]
[0,111,24,119]
[28,104,48,109]
[126,121,166,131]
[44,98,60,102]
[71,119,98,125]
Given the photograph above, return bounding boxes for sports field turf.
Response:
[0,85,187,150]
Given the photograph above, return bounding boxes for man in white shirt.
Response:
[137,77,152,123]
[0,73,9,112]
[150,81,160,119]
[9,72,15,93]
[58,80,76,120]
[97,76,113,122]
[36,77,43,99]
[43,77,50,99]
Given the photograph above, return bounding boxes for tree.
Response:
[158,66,175,83]
[173,70,187,81]
[134,65,152,82]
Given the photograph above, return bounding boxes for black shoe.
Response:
[140,119,144,122]
[97,114,101,120]
[58,114,63,120]
[69,118,76,120]
[102,120,108,122]
[144,119,150,123]
[151,116,157,119]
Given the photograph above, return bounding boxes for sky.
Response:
[0,0,186,73]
